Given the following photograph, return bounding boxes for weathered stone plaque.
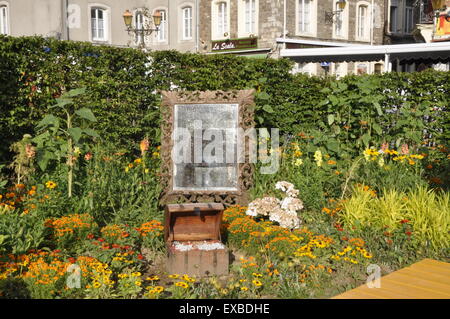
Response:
[160,90,255,205]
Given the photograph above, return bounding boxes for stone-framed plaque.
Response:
[160,90,255,205]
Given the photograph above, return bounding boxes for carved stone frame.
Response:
[160,90,255,206]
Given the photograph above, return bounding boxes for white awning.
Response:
[276,37,369,47]
[280,42,450,63]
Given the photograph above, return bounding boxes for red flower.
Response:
[98,238,105,242]
[112,244,120,249]
[87,233,94,239]
[53,249,61,253]
[137,254,144,260]
[400,219,410,224]
[68,257,76,264]
[405,231,412,236]
[84,152,92,161]
[102,244,110,250]
[386,239,393,245]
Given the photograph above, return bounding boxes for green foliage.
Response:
[1,36,448,167]
[0,212,47,254]
[339,186,450,251]
[33,87,98,197]
[76,142,162,226]
[8,135,36,184]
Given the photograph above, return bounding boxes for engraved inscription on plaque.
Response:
[173,104,239,191]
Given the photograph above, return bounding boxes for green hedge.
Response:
[0,35,449,163]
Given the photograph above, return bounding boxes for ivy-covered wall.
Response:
[0,36,449,163]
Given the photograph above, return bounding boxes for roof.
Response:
[280,42,450,63]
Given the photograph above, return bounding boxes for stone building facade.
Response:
[1,1,440,74]
[0,0,200,52]
[199,0,387,76]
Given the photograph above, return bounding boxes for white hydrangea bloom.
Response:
[275,181,299,198]
[246,181,303,230]
[280,197,304,212]
[246,197,280,217]
[269,208,301,229]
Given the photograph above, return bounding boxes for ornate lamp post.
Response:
[123,9,162,47]
[325,0,347,24]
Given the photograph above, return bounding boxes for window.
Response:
[374,63,383,74]
[298,0,311,33]
[212,0,230,39]
[134,11,144,45]
[217,2,228,37]
[335,3,343,37]
[157,10,167,42]
[238,0,258,37]
[182,6,192,40]
[332,0,348,39]
[0,4,8,35]
[244,0,256,34]
[356,3,370,41]
[90,7,108,42]
[389,4,398,32]
[404,5,414,33]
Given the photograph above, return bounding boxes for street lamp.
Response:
[325,0,347,24]
[431,0,446,11]
[123,9,162,47]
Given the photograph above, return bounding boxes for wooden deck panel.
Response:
[332,259,450,299]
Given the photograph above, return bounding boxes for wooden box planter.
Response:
[164,203,229,277]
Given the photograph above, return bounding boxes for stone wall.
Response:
[200,0,386,54]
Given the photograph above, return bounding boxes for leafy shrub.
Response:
[1,36,448,168]
[0,212,47,254]
[339,186,450,251]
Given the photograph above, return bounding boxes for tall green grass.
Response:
[339,186,450,250]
